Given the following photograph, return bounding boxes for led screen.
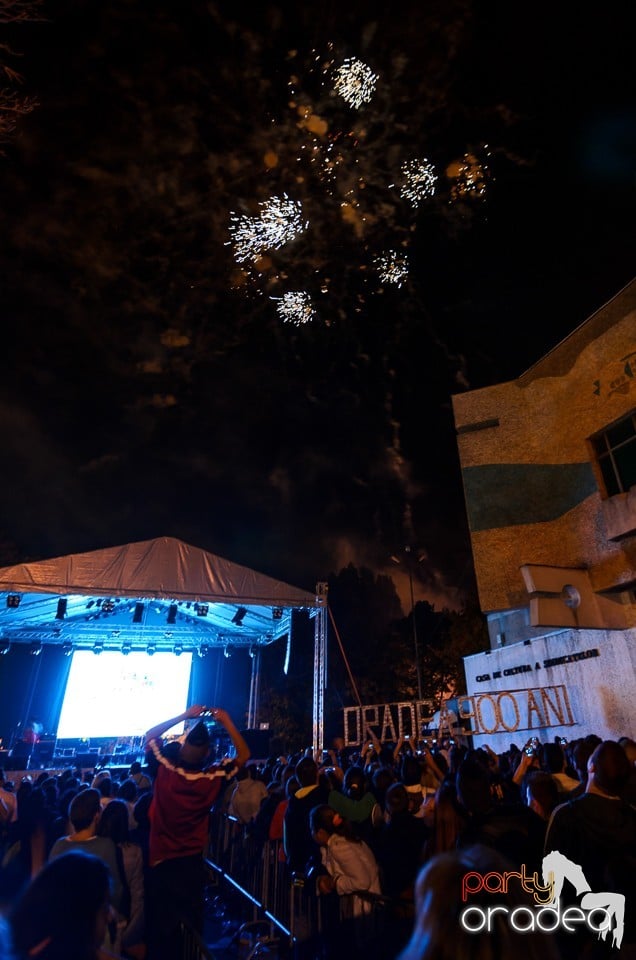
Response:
[56,651,193,739]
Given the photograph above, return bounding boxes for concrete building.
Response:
[451,279,636,751]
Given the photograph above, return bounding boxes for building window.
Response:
[591,410,636,496]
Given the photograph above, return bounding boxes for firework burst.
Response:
[228,195,308,264]
[397,158,438,207]
[273,290,317,325]
[332,57,379,109]
[447,149,490,201]
[373,250,409,288]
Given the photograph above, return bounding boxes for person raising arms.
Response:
[143,704,249,960]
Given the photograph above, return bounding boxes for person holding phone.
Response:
[512,739,542,791]
[143,704,250,960]
[330,736,356,772]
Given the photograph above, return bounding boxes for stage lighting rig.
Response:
[231,607,247,626]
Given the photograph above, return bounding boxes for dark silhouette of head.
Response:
[68,788,101,831]
[97,798,130,844]
[178,720,211,767]
[589,740,631,796]
[428,780,468,856]
[456,757,492,816]
[117,778,137,804]
[343,765,366,798]
[372,765,395,803]
[9,849,112,960]
[385,782,409,817]
[133,791,152,829]
[400,755,422,787]
[295,756,318,788]
[542,742,566,774]
[524,771,559,820]
[572,738,596,781]
[283,776,299,800]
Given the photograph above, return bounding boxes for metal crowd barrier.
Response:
[179,919,217,960]
[204,810,321,955]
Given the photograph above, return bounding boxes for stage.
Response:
[0,723,271,774]
[0,764,144,785]
[0,737,146,772]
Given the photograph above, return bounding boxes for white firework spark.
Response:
[273,290,316,325]
[228,195,308,263]
[333,57,378,109]
[448,151,489,201]
[373,250,409,287]
[398,158,438,207]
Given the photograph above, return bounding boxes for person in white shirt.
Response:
[310,801,381,957]
[228,765,268,824]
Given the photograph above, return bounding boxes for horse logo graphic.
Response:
[542,851,625,949]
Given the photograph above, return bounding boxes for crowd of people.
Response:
[0,704,250,960]
[220,731,635,959]
[0,718,634,960]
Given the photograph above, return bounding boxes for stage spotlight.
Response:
[147,642,156,656]
[223,645,232,659]
[101,600,116,614]
[231,607,247,626]
[174,642,183,656]
[0,641,10,655]
[272,607,283,621]
[29,641,42,656]
[248,646,256,659]
[61,641,73,656]
[122,641,132,655]
[55,598,68,620]
[93,641,104,655]
[6,594,21,608]
[198,644,209,658]
[195,603,209,617]
[167,604,178,625]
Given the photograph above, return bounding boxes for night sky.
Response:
[1,0,635,613]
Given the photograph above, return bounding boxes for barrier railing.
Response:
[205,811,321,954]
[179,919,217,960]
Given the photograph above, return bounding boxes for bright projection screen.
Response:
[56,651,193,739]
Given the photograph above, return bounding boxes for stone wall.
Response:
[461,627,636,753]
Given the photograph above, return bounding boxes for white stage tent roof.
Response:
[0,536,323,655]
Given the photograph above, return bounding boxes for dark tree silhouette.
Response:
[0,1,42,152]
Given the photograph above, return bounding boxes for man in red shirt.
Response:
[144,704,250,960]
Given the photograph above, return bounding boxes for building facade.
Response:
[451,279,636,751]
